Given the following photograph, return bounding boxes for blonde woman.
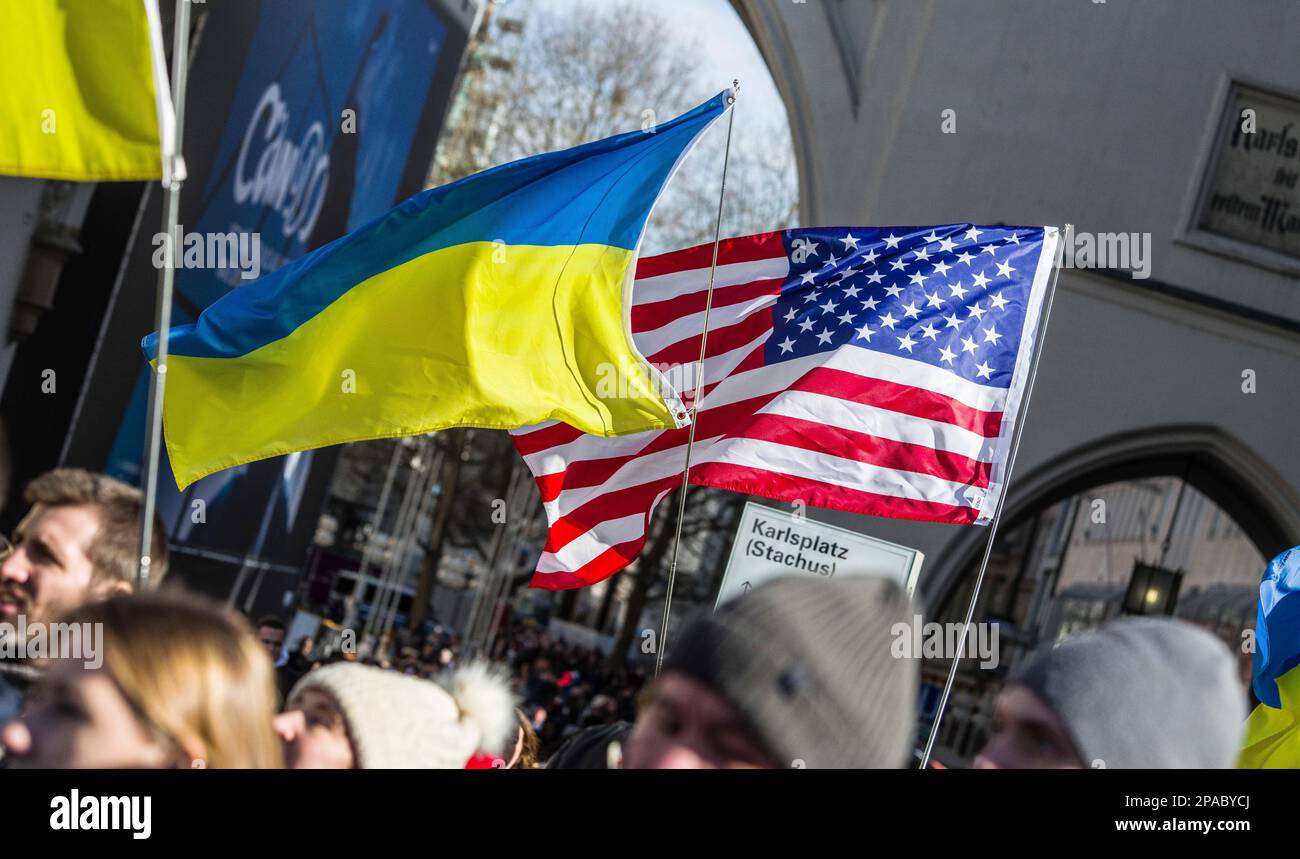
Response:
[2,592,282,768]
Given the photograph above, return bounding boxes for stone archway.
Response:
[921,423,1300,610]
[726,0,820,222]
[913,424,1292,762]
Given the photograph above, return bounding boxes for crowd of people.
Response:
[0,467,1258,769]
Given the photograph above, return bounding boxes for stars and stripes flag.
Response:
[510,224,1062,589]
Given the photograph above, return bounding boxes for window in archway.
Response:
[921,474,1264,765]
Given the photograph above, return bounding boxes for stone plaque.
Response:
[1196,84,1300,260]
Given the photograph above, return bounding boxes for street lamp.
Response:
[1122,562,1183,616]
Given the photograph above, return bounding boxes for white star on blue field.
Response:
[767,225,1045,389]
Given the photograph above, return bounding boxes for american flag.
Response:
[511,225,1061,589]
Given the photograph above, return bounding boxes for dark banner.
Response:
[59,0,476,592]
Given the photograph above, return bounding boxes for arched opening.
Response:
[918,426,1296,764]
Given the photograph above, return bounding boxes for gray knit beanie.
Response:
[287,661,517,768]
[665,575,917,769]
[1009,617,1247,768]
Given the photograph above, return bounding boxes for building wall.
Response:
[734,0,1300,603]
[0,178,46,390]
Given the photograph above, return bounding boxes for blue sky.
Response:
[638,0,785,119]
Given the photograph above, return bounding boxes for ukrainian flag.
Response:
[144,91,733,489]
[0,0,169,181]
[1239,545,1300,767]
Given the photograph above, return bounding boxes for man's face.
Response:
[623,672,777,769]
[257,625,285,661]
[973,684,1085,769]
[0,504,107,626]
[272,688,355,769]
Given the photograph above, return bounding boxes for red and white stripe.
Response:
[511,230,1053,590]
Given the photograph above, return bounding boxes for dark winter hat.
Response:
[1009,617,1247,768]
[665,575,917,769]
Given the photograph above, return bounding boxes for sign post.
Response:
[714,501,924,609]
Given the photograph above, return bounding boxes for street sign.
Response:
[715,502,924,609]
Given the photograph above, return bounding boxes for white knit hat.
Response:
[288,661,516,769]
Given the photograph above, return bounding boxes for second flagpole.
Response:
[137,0,193,590]
[918,225,1069,768]
[653,82,738,679]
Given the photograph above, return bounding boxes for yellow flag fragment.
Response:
[0,0,167,182]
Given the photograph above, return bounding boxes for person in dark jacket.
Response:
[545,720,633,769]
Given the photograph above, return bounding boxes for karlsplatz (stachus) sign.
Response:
[715,501,923,608]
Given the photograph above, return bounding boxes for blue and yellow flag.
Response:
[144,91,732,489]
[0,0,170,181]
[1239,545,1300,767]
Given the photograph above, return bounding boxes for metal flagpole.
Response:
[464,467,511,655]
[380,441,444,640]
[365,438,428,643]
[334,439,404,625]
[233,476,284,612]
[463,461,527,656]
[374,437,441,637]
[137,0,193,590]
[653,82,738,679]
[368,446,422,639]
[462,479,508,651]
[918,225,1069,769]
[476,462,536,655]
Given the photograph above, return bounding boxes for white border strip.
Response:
[976,226,1061,524]
[142,0,180,185]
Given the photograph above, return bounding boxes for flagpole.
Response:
[918,225,1068,768]
[137,0,193,590]
[653,82,738,679]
